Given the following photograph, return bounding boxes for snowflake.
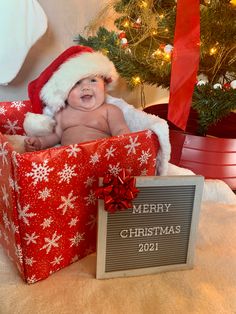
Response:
[0,106,7,115]
[69,232,85,247]
[140,168,148,176]
[18,204,36,226]
[3,212,10,230]
[1,185,9,207]
[3,119,21,134]
[12,151,20,167]
[138,148,152,165]
[38,187,52,201]
[25,257,36,266]
[40,231,62,254]
[3,232,9,244]
[23,232,39,245]
[11,101,26,111]
[71,254,79,263]
[84,190,97,206]
[27,275,38,284]
[146,129,153,138]
[51,255,63,266]
[58,164,77,184]
[86,214,97,230]
[15,244,23,264]
[0,142,8,165]
[84,176,96,188]
[89,152,100,165]
[66,144,81,157]
[124,136,141,155]
[8,176,20,193]
[40,216,53,229]
[105,145,116,160]
[108,162,122,176]
[11,221,19,234]
[26,160,54,185]
[68,216,79,227]
[57,191,78,215]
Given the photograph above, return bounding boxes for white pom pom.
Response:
[213,83,222,89]
[230,80,236,89]
[164,44,173,53]
[23,112,56,136]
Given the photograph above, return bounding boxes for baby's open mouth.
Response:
[81,94,92,100]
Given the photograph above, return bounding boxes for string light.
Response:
[123,20,130,28]
[132,76,141,85]
[209,47,217,55]
[140,1,148,8]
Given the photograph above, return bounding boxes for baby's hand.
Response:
[24,137,42,152]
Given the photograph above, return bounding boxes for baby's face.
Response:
[67,75,105,111]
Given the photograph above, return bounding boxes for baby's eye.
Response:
[90,78,98,83]
[76,80,81,85]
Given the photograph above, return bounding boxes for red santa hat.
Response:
[24,45,118,135]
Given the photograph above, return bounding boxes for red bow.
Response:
[96,169,139,213]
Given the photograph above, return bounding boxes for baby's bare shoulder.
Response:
[104,103,123,113]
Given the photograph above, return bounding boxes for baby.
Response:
[24,46,130,151]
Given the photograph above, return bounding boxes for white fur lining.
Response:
[40,52,118,114]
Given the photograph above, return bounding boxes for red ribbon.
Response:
[168,0,200,130]
[96,169,139,213]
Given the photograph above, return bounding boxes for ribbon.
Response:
[168,0,200,130]
[96,169,139,213]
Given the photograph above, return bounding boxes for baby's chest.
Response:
[61,110,108,130]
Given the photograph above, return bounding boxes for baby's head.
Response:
[66,75,107,111]
[28,46,118,116]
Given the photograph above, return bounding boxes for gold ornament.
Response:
[230,0,236,6]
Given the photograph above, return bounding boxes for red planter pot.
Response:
[144,104,236,190]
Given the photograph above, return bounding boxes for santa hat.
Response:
[24,45,118,136]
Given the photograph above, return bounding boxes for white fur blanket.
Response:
[0,199,236,314]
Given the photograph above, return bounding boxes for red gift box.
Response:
[0,129,159,283]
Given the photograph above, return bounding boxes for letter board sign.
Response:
[96,176,204,279]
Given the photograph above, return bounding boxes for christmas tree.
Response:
[76,0,236,135]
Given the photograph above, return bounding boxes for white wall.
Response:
[0,0,169,107]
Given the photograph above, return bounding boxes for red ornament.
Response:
[223,83,231,90]
[118,31,126,39]
[96,169,139,213]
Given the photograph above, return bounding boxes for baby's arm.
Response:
[107,104,130,136]
[24,113,62,151]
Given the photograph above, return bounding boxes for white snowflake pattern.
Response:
[27,275,38,284]
[3,119,21,134]
[0,106,7,115]
[40,231,62,254]
[25,257,36,266]
[68,216,79,227]
[89,152,100,165]
[10,101,26,111]
[145,129,153,138]
[1,185,9,207]
[124,136,141,155]
[84,190,97,206]
[26,160,54,186]
[51,255,63,266]
[12,151,19,167]
[71,254,79,263]
[69,232,85,247]
[23,232,39,245]
[3,232,9,244]
[58,164,77,184]
[84,176,96,188]
[66,144,81,157]
[40,216,53,229]
[57,191,78,215]
[11,221,19,234]
[15,244,23,264]
[18,204,36,226]
[8,176,20,193]
[105,145,116,160]
[3,212,10,230]
[108,162,122,176]
[38,187,52,201]
[0,142,8,165]
[86,214,97,230]
[138,148,152,165]
[140,168,148,176]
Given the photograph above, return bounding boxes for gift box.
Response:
[0,98,170,283]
